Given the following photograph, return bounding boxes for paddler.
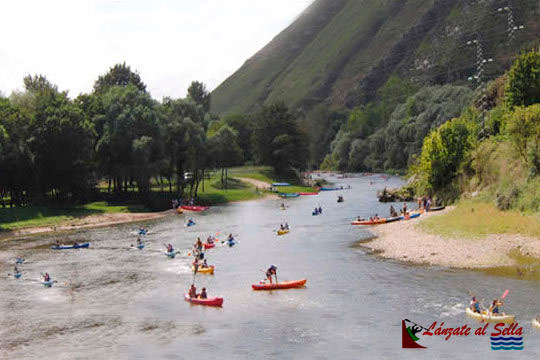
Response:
[201,259,209,268]
[43,272,51,282]
[402,202,408,215]
[196,237,203,250]
[318,206,322,214]
[265,265,277,284]
[489,299,504,315]
[199,287,207,299]
[206,235,214,244]
[166,243,174,253]
[469,296,481,313]
[188,284,197,298]
[284,222,289,230]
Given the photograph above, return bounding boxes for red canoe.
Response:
[204,243,215,249]
[181,205,209,212]
[299,192,319,196]
[252,279,307,290]
[184,294,223,307]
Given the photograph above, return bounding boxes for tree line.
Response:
[0,63,307,207]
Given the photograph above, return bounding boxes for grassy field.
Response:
[0,202,150,231]
[419,199,540,238]
[229,166,315,194]
[196,176,262,204]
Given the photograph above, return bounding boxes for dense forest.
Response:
[0,64,307,208]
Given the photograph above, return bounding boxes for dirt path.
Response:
[362,207,540,268]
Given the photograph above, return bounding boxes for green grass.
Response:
[196,176,262,204]
[0,201,150,231]
[419,199,540,238]
[228,166,315,194]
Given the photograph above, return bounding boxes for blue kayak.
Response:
[16,258,25,265]
[399,213,420,220]
[14,273,22,279]
[42,280,55,287]
[272,182,291,186]
[165,251,177,258]
[312,211,320,216]
[51,243,90,250]
[137,243,145,250]
[279,193,300,198]
[227,241,236,247]
[186,222,196,227]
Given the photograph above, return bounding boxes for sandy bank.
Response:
[1,211,171,240]
[361,208,540,268]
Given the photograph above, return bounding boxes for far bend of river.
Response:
[1,174,539,359]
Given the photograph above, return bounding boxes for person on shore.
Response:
[402,203,408,215]
[426,198,432,212]
[417,197,422,210]
[265,265,277,284]
[188,284,197,298]
[489,299,504,315]
[422,196,427,210]
[469,297,481,313]
[389,205,397,217]
[199,287,207,299]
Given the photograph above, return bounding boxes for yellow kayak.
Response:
[465,307,515,324]
[277,229,290,235]
[533,319,540,329]
[192,265,214,274]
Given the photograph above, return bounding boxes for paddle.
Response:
[501,289,509,299]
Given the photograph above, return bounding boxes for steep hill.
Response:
[211,0,539,115]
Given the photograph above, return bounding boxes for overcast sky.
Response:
[0,0,313,99]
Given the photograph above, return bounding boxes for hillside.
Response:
[211,0,539,115]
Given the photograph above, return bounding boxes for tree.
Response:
[96,84,161,194]
[252,102,308,174]
[187,81,211,113]
[94,63,147,94]
[20,76,97,200]
[223,114,253,162]
[505,49,540,108]
[414,117,477,193]
[208,125,243,187]
[503,104,540,176]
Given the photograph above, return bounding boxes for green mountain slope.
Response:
[211,0,539,114]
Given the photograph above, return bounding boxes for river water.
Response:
[1,174,538,359]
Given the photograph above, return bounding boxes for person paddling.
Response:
[265,265,277,284]
[199,287,208,299]
[196,238,203,250]
[166,243,174,253]
[284,223,289,230]
[43,272,51,282]
[489,299,504,315]
[470,296,481,313]
[188,284,197,298]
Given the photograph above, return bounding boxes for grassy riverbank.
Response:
[0,202,151,231]
[0,166,315,233]
[229,166,315,193]
[419,199,540,239]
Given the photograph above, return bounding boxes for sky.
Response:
[0,0,313,99]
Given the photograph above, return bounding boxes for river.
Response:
[1,174,538,359]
